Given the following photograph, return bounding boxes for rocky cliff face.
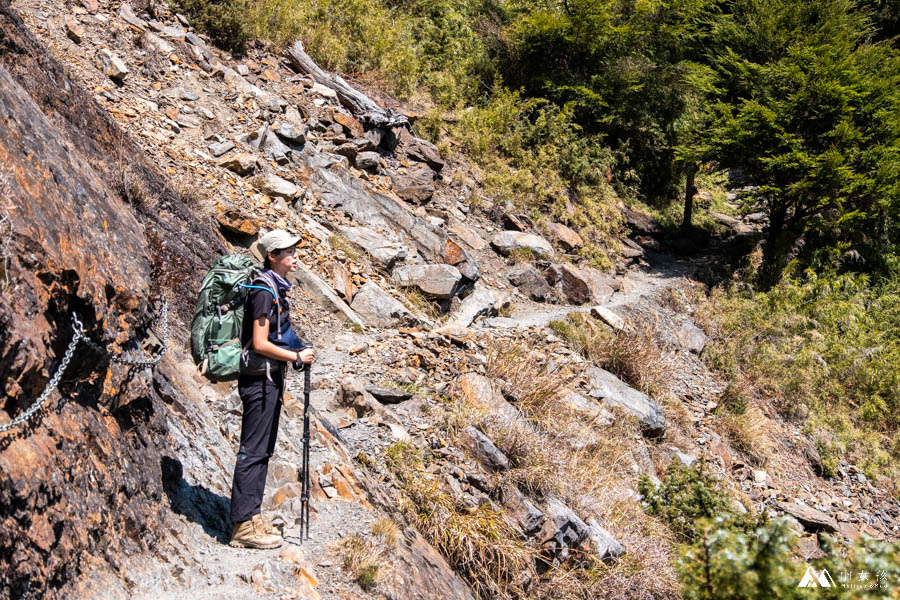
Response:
[0,1,222,596]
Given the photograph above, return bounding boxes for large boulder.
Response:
[546,222,584,252]
[558,264,615,305]
[491,230,553,259]
[390,163,435,204]
[506,263,551,302]
[338,225,408,271]
[350,281,417,328]
[253,173,298,200]
[392,264,462,299]
[443,284,497,329]
[585,366,666,437]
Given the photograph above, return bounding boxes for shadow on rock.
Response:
[161,455,231,544]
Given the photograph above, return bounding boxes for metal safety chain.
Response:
[0,300,168,434]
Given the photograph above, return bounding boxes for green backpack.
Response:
[190,254,260,380]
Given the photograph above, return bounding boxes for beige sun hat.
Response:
[257,229,301,256]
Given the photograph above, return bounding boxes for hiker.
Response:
[229,230,315,549]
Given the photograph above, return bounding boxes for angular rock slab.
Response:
[293,265,365,328]
[443,284,496,329]
[253,173,298,200]
[541,498,624,565]
[366,386,413,404]
[392,264,461,299]
[546,222,583,252]
[506,263,551,302]
[338,225,408,271]
[585,366,666,437]
[350,281,417,328]
[491,230,553,259]
[775,501,839,533]
[591,306,626,331]
[309,165,446,262]
[459,426,509,471]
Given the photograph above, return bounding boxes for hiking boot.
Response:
[260,513,280,536]
[229,514,283,549]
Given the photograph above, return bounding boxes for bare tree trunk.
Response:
[284,41,408,130]
[682,163,697,230]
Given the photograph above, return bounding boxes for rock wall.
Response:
[0,1,222,597]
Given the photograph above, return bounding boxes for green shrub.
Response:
[639,460,749,543]
[175,0,250,53]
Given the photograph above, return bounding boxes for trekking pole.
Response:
[299,343,313,542]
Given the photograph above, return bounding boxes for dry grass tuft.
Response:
[384,440,536,600]
[371,517,400,547]
[337,533,387,592]
[327,232,363,261]
[112,160,155,211]
[549,313,673,397]
[717,402,776,467]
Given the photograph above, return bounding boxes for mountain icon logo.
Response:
[798,566,836,588]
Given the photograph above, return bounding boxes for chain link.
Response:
[0,300,168,434]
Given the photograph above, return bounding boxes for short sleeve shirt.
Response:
[239,282,290,348]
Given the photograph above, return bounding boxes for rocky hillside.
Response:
[0,0,897,598]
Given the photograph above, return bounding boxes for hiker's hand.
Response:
[298,347,315,364]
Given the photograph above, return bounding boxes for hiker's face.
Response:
[269,246,298,273]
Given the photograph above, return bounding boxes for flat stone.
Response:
[366,386,413,404]
[208,140,234,157]
[775,501,838,533]
[392,264,462,299]
[591,306,625,331]
[253,173,298,200]
[119,4,146,29]
[546,222,583,252]
[338,225,408,271]
[390,163,435,204]
[218,152,258,176]
[350,281,417,328]
[174,113,200,128]
[459,426,509,471]
[585,366,666,437]
[64,16,84,43]
[355,151,381,170]
[274,122,307,145]
[491,231,553,259]
[449,220,487,251]
[405,136,444,171]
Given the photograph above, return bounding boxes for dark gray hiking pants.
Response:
[229,369,284,523]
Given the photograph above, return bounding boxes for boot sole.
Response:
[228,539,283,549]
